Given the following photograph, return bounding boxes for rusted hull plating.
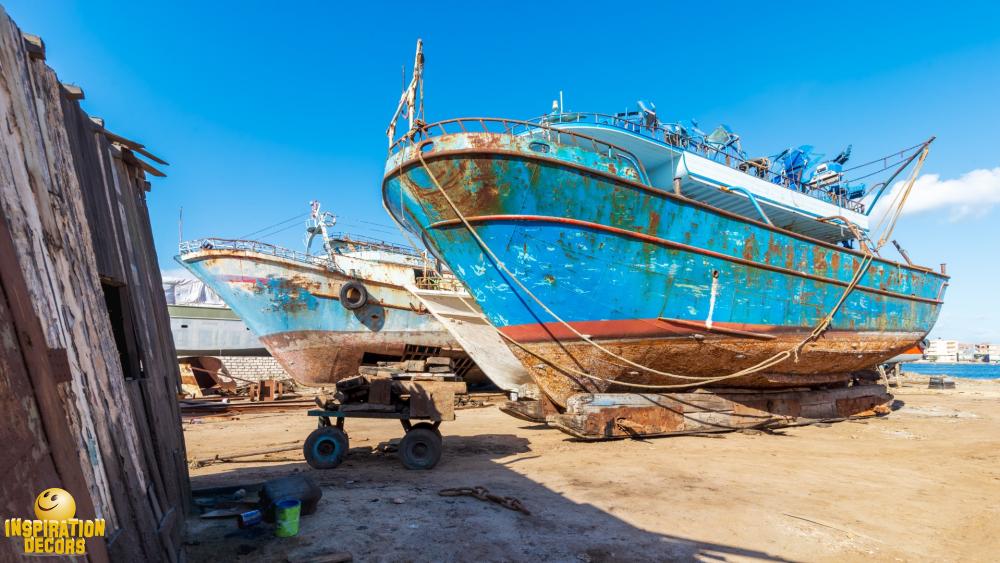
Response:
[178,249,460,386]
[260,329,457,385]
[382,131,948,407]
[508,330,916,406]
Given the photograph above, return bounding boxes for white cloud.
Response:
[871,167,1000,222]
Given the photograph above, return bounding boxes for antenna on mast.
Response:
[386,39,424,147]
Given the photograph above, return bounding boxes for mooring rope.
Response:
[415,149,878,390]
[874,147,929,250]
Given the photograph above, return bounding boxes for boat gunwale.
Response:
[176,248,442,314]
[382,139,948,281]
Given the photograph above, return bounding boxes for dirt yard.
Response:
[182,377,1000,562]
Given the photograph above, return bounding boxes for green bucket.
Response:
[274,498,301,537]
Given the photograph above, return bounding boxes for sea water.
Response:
[901,362,1000,380]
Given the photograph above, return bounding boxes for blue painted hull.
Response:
[178,249,458,386]
[383,131,948,405]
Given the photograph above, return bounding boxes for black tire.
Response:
[411,422,442,438]
[339,280,368,310]
[399,427,442,470]
[303,426,349,469]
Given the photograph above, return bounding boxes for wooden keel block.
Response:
[549,385,893,440]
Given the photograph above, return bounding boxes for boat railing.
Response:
[325,232,424,258]
[179,238,337,269]
[389,117,650,182]
[414,275,465,292]
[526,112,867,214]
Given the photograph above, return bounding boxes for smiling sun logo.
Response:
[4,487,104,555]
[34,488,76,521]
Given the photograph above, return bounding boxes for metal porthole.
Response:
[339,280,368,310]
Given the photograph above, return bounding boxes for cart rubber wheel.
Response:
[304,426,349,469]
[399,427,442,470]
[411,422,442,438]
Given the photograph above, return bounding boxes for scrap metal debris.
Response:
[189,442,302,468]
[438,486,530,515]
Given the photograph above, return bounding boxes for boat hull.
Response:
[178,248,460,386]
[383,132,948,407]
[168,304,267,356]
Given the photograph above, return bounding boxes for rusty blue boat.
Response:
[177,235,465,386]
[175,201,476,386]
[382,53,948,408]
[176,203,532,391]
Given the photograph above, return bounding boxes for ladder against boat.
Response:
[405,285,531,393]
[510,384,892,440]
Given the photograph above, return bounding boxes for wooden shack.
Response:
[0,7,188,562]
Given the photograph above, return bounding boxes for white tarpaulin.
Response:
[162,277,227,307]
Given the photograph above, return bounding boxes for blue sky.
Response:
[5,1,1000,342]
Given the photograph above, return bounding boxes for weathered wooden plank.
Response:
[0,7,187,560]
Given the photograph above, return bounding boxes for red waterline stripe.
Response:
[501,318,782,342]
[218,275,268,284]
[500,318,918,344]
[429,214,942,306]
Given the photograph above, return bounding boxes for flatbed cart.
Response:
[302,378,466,470]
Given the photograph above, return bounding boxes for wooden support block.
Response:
[336,375,367,391]
[404,360,426,372]
[368,378,393,405]
[393,373,460,382]
[409,388,455,420]
[259,380,281,402]
[428,366,452,373]
[394,380,467,396]
[425,356,452,367]
[357,366,381,376]
[548,386,893,440]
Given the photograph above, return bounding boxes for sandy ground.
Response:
[183,377,1000,562]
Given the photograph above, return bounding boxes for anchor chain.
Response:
[439,486,530,515]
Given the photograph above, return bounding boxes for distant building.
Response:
[974,343,1000,363]
[924,339,960,362]
[163,277,290,383]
